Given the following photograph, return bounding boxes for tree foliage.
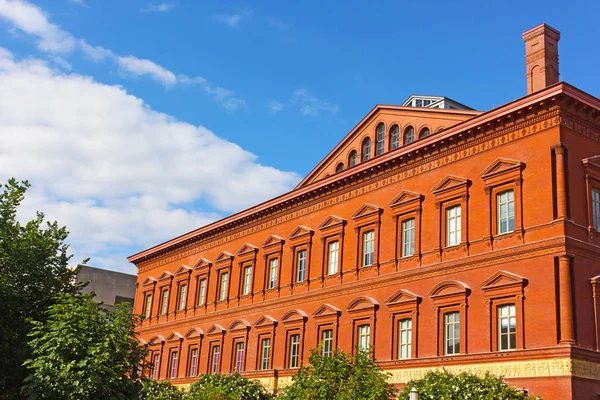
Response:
[0,179,78,398]
[186,373,273,400]
[24,293,147,400]
[398,369,542,400]
[139,380,184,400]
[279,347,397,400]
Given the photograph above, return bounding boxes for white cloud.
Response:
[0,49,300,272]
[79,40,113,61]
[141,2,177,13]
[0,0,75,53]
[52,56,71,70]
[292,88,339,116]
[268,101,284,113]
[68,0,88,7]
[117,55,177,86]
[215,14,242,28]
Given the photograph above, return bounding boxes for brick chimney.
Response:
[522,24,560,94]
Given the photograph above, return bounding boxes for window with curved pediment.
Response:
[385,289,420,360]
[253,315,277,371]
[312,304,341,356]
[228,320,250,372]
[282,310,307,369]
[184,328,203,377]
[347,296,378,353]
[480,271,526,352]
[429,281,470,356]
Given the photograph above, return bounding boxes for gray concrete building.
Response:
[75,264,137,310]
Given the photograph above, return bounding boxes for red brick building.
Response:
[129,24,600,399]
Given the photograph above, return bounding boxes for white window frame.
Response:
[242,265,252,296]
[260,338,271,370]
[322,329,333,357]
[197,278,207,306]
[235,342,245,372]
[169,351,178,379]
[296,249,307,283]
[390,125,399,150]
[362,138,371,161]
[401,218,415,257]
[327,240,339,275]
[498,304,517,351]
[144,294,152,318]
[268,258,278,289]
[362,230,375,266]
[160,289,169,315]
[289,334,300,368]
[497,190,515,235]
[189,348,198,377]
[211,345,220,374]
[376,124,385,156]
[398,318,412,359]
[178,283,187,311]
[219,272,228,301]
[593,188,600,230]
[357,324,370,351]
[444,311,460,355]
[446,205,462,247]
[152,353,160,379]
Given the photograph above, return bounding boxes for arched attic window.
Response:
[376,123,385,156]
[362,137,371,162]
[336,162,344,173]
[390,125,399,150]
[419,127,430,138]
[404,126,414,145]
[348,151,358,167]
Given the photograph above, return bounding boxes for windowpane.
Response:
[153,353,160,379]
[260,338,271,370]
[219,272,228,301]
[362,230,375,266]
[170,351,178,379]
[398,318,412,359]
[390,125,399,150]
[242,265,252,296]
[235,342,245,372]
[402,218,415,257]
[498,304,517,351]
[497,190,515,234]
[322,329,333,357]
[444,311,460,355]
[268,258,278,289]
[358,324,370,350]
[404,127,414,144]
[160,289,169,315]
[144,294,152,318]
[349,151,358,167]
[376,123,385,156]
[289,334,301,368]
[446,205,462,247]
[593,188,600,230]
[336,163,344,173]
[178,284,187,311]
[296,250,307,282]
[189,348,198,377]
[211,346,220,374]
[327,241,339,275]
[198,279,207,306]
[362,138,371,161]
[419,127,430,138]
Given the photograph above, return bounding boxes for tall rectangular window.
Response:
[178,283,187,311]
[260,338,271,370]
[144,294,152,318]
[327,241,339,275]
[446,205,462,247]
[357,324,370,351]
[169,351,178,379]
[219,272,229,301]
[210,345,220,374]
[188,348,198,377]
[152,353,160,379]
[444,312,460,355]
[322,329,333,357]
[242,265,252,296]
[289,334,301,368]
[498,304,517,351]
[268,258,278,289]
[497,190,515,234]
[160,289,169,315]
[401,218,415,257]
[296,250,307,283]
[235,342,245,372]
[398,318,412,359]
[362,230,375,266]
[197,278,207,306]
[593,188,600,230]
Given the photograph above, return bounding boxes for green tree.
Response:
[398,369,542,400]
[0,179,79,399]
[139,379,184,400]
[23,293,148,399]
[186,373,273,400]
[279,347,397,400]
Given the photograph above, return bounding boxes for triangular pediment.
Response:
[253,315,277,328]
[185,328,204,338]
[142,277,157,286]
[148,335,165,345]
[480,271,526,290]
[351,203,382,220]
[312,304,341,318]
[429,281,469,298]
[318,215,346,231]
[228,319,251,331]
[175,265,192,275]
[261,235,285,249]
[288,225,314,241]
[431,175,469,195]
[282,309,308,323]
[207,324,226,335]
[214,251,234,264]
[389,190,424,208]
[236,243,258,257]
[347,296,379,312]
[193,258,212,270]
[385,289,420,306]
[480,158,524,180]
[167,332,183,342]
[158,271,173,281]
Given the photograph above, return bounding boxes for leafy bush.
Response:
[279,347,397,400]
[398,369,542,400]
[139,379,184,400]
[186,372,273,400]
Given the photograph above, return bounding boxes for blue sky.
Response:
[0,0,598,273]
